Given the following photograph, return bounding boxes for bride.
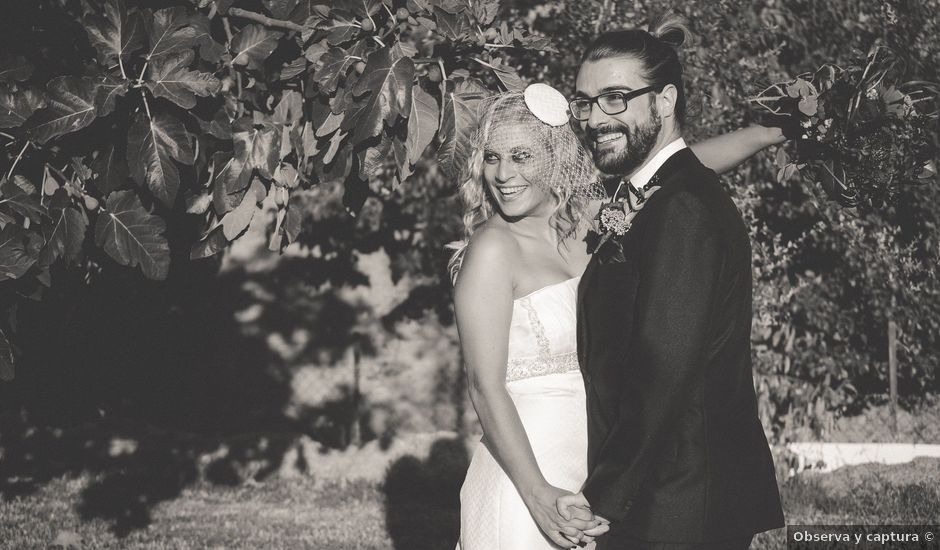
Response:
[448,85,783,549]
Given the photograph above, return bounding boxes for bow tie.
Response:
[614,173,662,208]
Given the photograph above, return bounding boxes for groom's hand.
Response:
[525,484,602,548]
[557,492,610,540]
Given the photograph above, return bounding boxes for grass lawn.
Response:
[2,450,938,549]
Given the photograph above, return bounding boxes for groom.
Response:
[558,26,785,549]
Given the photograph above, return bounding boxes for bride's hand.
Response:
[557,492,610,544]
[524,484,603,548]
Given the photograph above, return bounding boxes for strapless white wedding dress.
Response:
[457,276,590,550]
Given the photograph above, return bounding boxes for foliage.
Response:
[0,0,938,449]
[522,0,940,440]
[754,46,938,209]
[0,0,558,377]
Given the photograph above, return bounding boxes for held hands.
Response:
[556,492,610,547]
[524,484,609,548]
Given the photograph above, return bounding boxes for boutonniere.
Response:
[588,177,661,264]
[590,196,630,257]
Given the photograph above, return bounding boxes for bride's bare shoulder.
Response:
[464,221,519,267]
[455,221,519,293]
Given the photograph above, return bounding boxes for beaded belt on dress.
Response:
[506,351,580,382]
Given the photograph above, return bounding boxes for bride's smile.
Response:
[495,183,530,200]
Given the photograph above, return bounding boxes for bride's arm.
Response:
[689,124,785,175]
[454,228,600,546]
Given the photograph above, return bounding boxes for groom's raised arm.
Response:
[581,189,721,522]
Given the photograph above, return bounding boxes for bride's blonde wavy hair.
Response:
[446,93,602,285]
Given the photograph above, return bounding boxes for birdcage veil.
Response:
[468,85,607,202]
[447,84,607,285]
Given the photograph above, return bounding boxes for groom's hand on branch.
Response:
[557,492,610,541]
[524,484,604,548]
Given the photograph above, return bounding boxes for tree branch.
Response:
[228,7,304,33]
[222,17,244,118]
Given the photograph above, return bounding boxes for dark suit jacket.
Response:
[576,148,785,544]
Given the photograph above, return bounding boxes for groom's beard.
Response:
[588,103,662,176]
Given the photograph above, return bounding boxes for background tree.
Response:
[0,0,938,446]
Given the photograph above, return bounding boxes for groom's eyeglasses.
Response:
[568,86,659,121]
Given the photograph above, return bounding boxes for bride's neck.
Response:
[503,210,560,245]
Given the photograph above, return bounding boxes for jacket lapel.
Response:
[577,148,697,372]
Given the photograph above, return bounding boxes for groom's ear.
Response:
[657,84,679,120]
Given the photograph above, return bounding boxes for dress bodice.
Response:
[505,276,581,382]
[459,275,589,550]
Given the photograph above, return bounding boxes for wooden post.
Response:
[888,320,898,434]
[349,340,362,448]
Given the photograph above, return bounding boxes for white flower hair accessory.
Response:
[523,83,571,127]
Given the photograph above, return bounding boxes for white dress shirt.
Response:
[629,137,688,190]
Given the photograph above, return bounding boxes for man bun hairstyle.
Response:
[582,12,691,126]
[648,12,690,48]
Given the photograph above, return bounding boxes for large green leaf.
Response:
[358,134,391,179]
[320,10,360,46]
[221,179,265,240]
[187,13,225,63]
[273,90,304,125]
[407,86,439,165]
[343,0,382,17]
[211,151,251,215]
[144,6,199,59]
[279,57,306,80]
[514,33,556,52]
[26,77,100,144]
[92,142,129,195]
[304,41,329,65]
[471,0,499,25]
[316,111,344,137]
[347,47,415,144]
[438,79,488,179]
[0,85,45,129]
[433,6,469,41]
[185,190,212,214]
[0,54,34,84]
[93,74,129,117]
[204,108,233,140]
[38,206,87,267]
[393,138,413,181]
[490,60,526,92]
[0,329,12,381]
[83,0,145,64]
[126,113,194,207]
[313,46,362,93]
[146,50,221,109]
[282,198,302,244]
[232,117,280,179]
[291,1,329,24]
[263,0,299,19]
[190,225,228,260]
[231,24,283,70]
[0,224,40,281]
[94,189,170,280]
[0,178,46,224]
